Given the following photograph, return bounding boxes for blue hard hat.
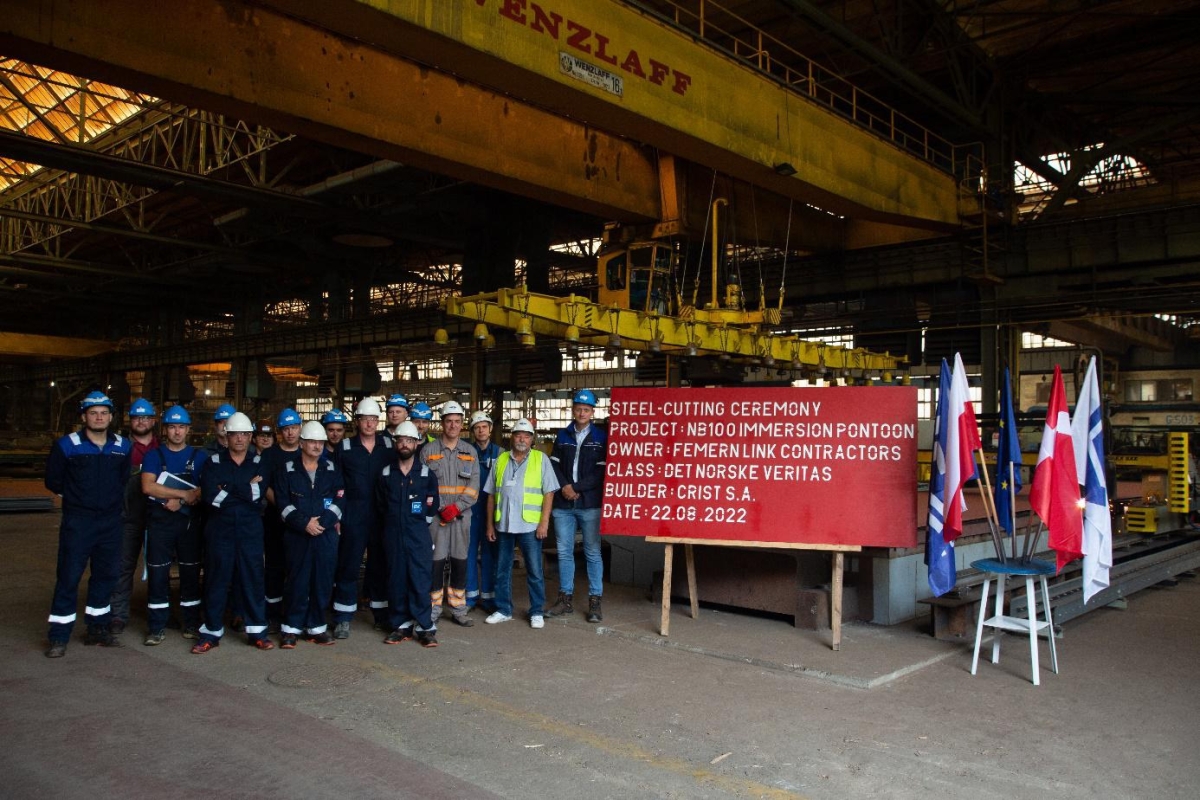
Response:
[321,408,349,425]
[411,402,433,421]
[277,407,302,428]
[163,406,192,425]
[79,391,114,412]
[386,393,409,409]
[129,397,157,417]
[213,403,236,421]
[572,389,598,407]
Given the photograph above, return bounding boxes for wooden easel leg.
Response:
[831,552,844,651]
[660,543,674,636]
[685,544,698,619]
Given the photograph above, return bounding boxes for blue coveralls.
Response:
[376,460,439,633]
[466,440,502,609]
[141,444,205,633]
[261,445,299,625]
[45,431,132,643]
[273,457,344,635]
[198,451,269,645]
[331,434,394,624]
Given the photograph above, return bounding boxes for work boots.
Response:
[586,595,603,623]
[545,591,573,618]
[84,626,123,647]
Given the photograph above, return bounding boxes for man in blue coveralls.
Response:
[139,405,204,645]
[331,398,394,639]
[44,390,133,658]
[273,421,344,648]
[378,420,440,647]
[192,412,275,653]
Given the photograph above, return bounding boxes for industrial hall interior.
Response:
[2,1,1200,798]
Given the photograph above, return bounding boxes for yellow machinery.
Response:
[443,199,906,372]
[1124,431,1191,534]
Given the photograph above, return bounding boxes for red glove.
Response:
[439,505,461,523]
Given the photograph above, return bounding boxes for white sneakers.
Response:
[484,611,544,628]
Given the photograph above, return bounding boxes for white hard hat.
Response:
[511,418,535,435]
[225,412,255,433]
[469,410,492,428]
[441,400,465,418]
[355,397,382,417]
[393,420,420,441]
[300,421,327,441]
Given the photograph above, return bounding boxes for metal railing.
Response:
[625,0,966,175]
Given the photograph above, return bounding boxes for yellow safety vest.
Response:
[494,449,545,525]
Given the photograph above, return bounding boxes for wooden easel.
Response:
[647,537,863,651]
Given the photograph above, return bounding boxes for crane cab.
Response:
[597,241,674,315]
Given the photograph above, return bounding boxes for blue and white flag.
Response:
[994,367,1023,534]
[1072,356,1112,602]
[925,359,957,596]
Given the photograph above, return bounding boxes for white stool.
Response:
[970,558,1059,686]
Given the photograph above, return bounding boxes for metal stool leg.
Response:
[991,573,1006,664]
[1041,575,1059,674]
[1025,576,1040,686]
[971,576,991,676]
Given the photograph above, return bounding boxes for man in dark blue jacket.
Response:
[44,391,133,657]
[331,398,394,638]
[192,412,275,653]
[273,422,345,648]
[547,389,608,623]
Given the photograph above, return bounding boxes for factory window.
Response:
[1122,379,1192,402]
[1021,332,1074,349]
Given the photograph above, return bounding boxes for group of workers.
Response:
[43,387,608,658]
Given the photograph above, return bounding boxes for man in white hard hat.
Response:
[330,398,395,638]
[420,400,479,627]
[467,410,502,613]
[378,420,440,647]
[193,412,274,653]
[272,421,345,648]
[485,418,559,629]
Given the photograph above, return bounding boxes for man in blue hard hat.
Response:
[262,407,303,630]
[384,393,410,438]
[139,405,204,644]
[321,408,350,453]
[410,402,437,444]
[547,389,608,623]
[44,391,133,657]
[109,397,159,635]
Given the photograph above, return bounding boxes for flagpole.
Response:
[973,450,1007,563]
[1009,462,1019,560]
[1024,520,1045,563]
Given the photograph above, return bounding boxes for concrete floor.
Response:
[3,508,1198,799]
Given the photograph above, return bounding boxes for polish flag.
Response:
[1029,365,1083,571]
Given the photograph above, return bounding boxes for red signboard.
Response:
[599,387,918,547]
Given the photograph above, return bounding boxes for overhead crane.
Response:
[442,199,907,373]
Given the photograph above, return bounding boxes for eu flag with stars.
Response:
[994,367,1023,534]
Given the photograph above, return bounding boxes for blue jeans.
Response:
[552,507,603,597]
[466,502,497,607]
[494,531,545,618]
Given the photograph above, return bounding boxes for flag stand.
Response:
[973,450,1007,563]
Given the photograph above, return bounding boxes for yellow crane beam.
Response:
[444,287,907,370]
[0,331,114,359]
